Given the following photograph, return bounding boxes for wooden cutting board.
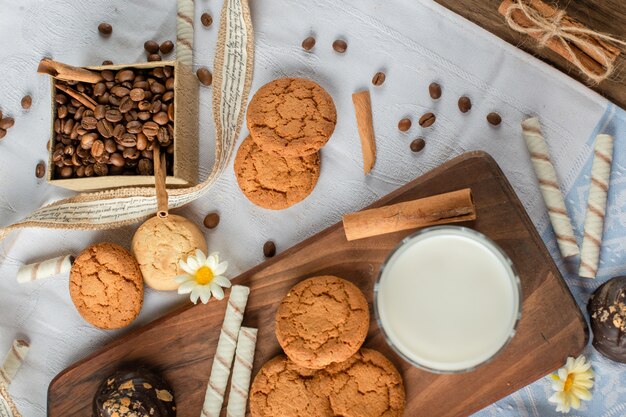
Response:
[435,0,626,110]
[47,152,588,417]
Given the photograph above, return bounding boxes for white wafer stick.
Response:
[0,381,23,417]
[579,134,614,278]
[201,285,250,417]
[176,0,195,66]
[0,340,29,386]
[16,255,74,284]
[226,327,257,417]
[522,117,579,258]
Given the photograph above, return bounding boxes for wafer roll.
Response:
[16,255,74,284]
[579,134,613,278]
[201,285,250,417]
[226,327,257,417]
[522,117,579,258]
[0,340,29,386]
[0,381,22,417]
[176,0,195,66]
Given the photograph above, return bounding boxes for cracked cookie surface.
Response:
[275,276,369,369]
[246,78,337,157]
[234,135,320,210]
[70,243,144,329]
[249,349,405,417]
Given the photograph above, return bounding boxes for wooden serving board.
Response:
[48,152,588,417]
[434,0,626,110]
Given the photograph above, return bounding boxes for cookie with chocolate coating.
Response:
[588,276,626,363]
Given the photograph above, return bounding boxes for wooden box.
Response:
[47,61,198,191]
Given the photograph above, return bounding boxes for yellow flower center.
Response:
[195,266,214,285]
[564,373,575,392]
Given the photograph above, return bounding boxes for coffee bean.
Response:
[144,40,159,54]
[81,116,98,130]
[35,162,46,178]
[372,71,386,86]
[201,12,213,27]
[429,82,442,100]
[116,70,135,83]
[63,119,74,135]
[109,152,125,167]
[111,86,130,97]
[74,106,86,120]
[147,54,162,62]
[101,70,114,82]
[0,128,5,140]
[55,93,68,104]
[98,92,110,105]
[196,67,212,86]
[263,241,277,258]
[150,100,162,114]
[162,91,174,102]
[167,104,174,122]
[137,158,153,175]
[104,139,117,154]
[60,166,74,178]
[94,105,106,120]
[63,144,75,156]
[128,88,145,102]
[91,140,105,157]
[119,133,137,147]
[94,163,108,176]
[70,123,80,139]
[410,138,426,153]
[160,41,174,54]
[109,95,121,106]
[157,126,170,144]
[126,120,142,134]
[113,124,126,140]
[487,112,502,126]
[150,82,166,95]
[102,60,113,65]
[57,106,68,119]
[96,120,113,138]
[419,112,436,128]
[123,147,140,159]
[21,95,32,109]
[94,83,106,96]
[136,133,148,150]
[119,96,134,113]
[203,212,220,229]
[153,111,169,125]
[458,96,472,113]
[398,118,411,132]
[75,165,86,177]
[105,109,123,123]
[79,133,96,149]
[301,36,315,51]
[138,111,151,121]
[98,22,112,36]
[332,39,348,53]
[165,77,174,90]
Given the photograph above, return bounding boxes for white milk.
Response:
[375,227,521,373]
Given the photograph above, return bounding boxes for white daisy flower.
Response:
[548,354,594,413]
[175,250,231,304]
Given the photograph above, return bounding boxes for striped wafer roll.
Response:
[226,327,257,417]
[176,0,195,66]
[522,117,579,258]
[16,255,74,284]
[201,285,250,417]
[0,340,30,386]
[0,380,23,417]
[579,134,614,278]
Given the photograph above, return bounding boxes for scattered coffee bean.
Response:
[144,40,160,54]
[60,166,73,178]
[458,96,471,113]
[21,95,32,109]
[35,162,46,178]
[0,117,15,130]
[203,212,220,229]
[196,67,213,86]
[0,128,5,140]
[487,112,502,126]
[410,138,425,153]
[102,60,113,65]
[160,40,174,54]
[398,118,411,132]
[201,12,213,27]
[372,71,386,86]
[98,22,112,36]
[263,240,277,258]
[332,39,348,53]
[302,36,315,51]
[419,112,436,128]
[148,54,162,62]
[429,82,441,100]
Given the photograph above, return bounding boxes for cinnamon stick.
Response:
[54,83,97,110]
[352,90,376,174]
[498,0,621,76]
[342,188,476,241]
[37,58,103,84]
[153,144,169,218]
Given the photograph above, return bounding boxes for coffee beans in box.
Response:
[47,61,199,191]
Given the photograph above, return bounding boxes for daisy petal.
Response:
[213,261,229,276]
[213,276,232,288]
[177,280,197,294]
[174,275,191,284]
[570,395,581,410]
[186,256,199,272]
[179,260,195,275]
[199,286,212,304]
[207,255,217,270]
[195,249,207,265]
[558,368,568,381]
[571,386,592,401]
[210,283,225,300]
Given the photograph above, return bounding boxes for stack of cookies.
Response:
[249,276,406,417]
[235,77,337,210]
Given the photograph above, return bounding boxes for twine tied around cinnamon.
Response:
[503,0,626,83]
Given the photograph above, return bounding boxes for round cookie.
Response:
[246,77,337,157]
[69,243,143,329]
[93,368,176,417]
[275,276,369,369]
[132,214,208,291]
[234,135,321,210]
[249,349,405,417]
[588,276,626,363]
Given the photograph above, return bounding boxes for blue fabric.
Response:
[476,105,626,417]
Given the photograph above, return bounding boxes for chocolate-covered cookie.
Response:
[588,276,626,363]
[93,369,176,417]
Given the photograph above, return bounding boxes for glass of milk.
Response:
[374,226,522,373]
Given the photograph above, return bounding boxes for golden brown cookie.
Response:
[275,276,369,369]
[234,135,321,210]
[246,78,337,157]
[131,214,207,291]
[69,243,144,329]
[249,349,405,417]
